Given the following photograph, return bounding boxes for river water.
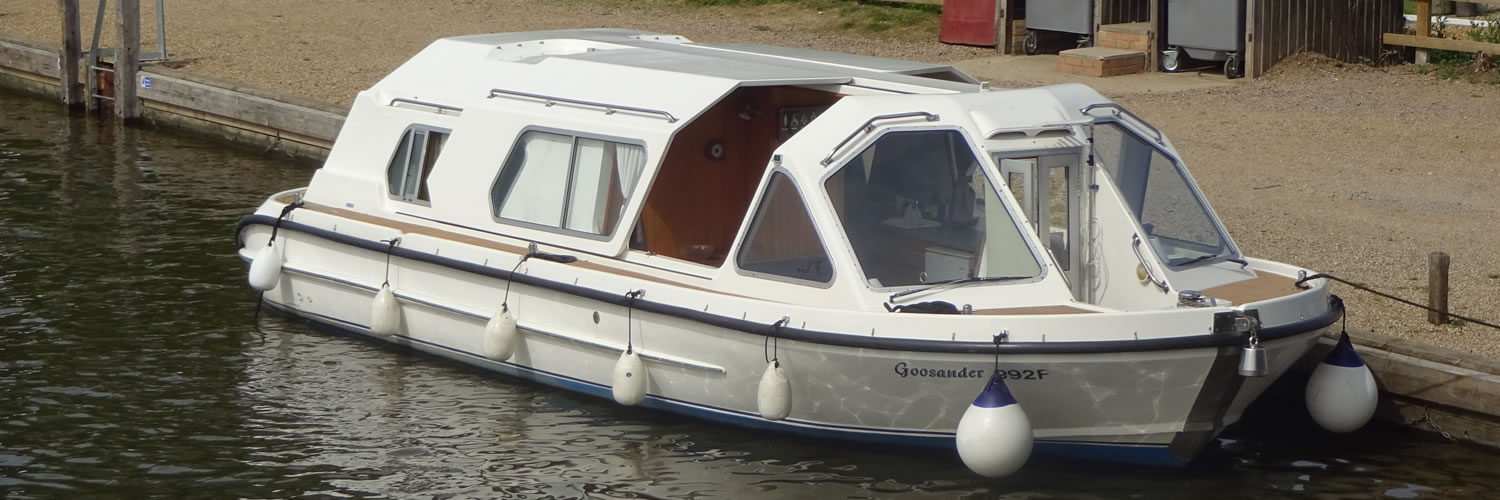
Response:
[2,89,1498,499]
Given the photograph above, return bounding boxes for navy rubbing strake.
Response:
[235,214,1342,355]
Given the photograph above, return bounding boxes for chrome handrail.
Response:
[1132,234,1170,293]
[1081,103,1164,145]
[487,88,678,123]
[819,111,940,166]
[390,98,463,114]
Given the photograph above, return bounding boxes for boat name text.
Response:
[892,362,1048,380]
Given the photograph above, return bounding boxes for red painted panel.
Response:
[939,0,998,47]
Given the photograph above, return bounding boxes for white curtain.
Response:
[565,139,609,233]
[498,132,572,227]
[615,143,646,200]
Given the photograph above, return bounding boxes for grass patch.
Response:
[681,0,939,33]
[1422,15,1500,84]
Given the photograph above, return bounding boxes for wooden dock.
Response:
[1,33,341,160]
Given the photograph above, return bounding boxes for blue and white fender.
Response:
[1305,332,1378,433]
[955,373,1033,477]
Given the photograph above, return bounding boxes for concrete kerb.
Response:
[0,33,341,161]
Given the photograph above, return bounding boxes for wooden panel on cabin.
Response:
[638,86,841,265]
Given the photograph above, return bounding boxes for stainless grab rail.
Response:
[390,98,464,114]
[819,111,940,166]
[487,88,678,123]
[1132,234,1170,293]
[1081,103,1164,146]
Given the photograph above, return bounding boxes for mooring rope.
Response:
[764,317,789,367]
[624,289,644,354]
[253,201,305,333]
[1296,273,1500,331]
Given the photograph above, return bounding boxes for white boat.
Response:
[237,29,1365,474]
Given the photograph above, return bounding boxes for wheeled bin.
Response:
[1023,0,1095,55]
[1161,0,1246,78]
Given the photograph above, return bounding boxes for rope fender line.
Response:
[1295,272,1500,331]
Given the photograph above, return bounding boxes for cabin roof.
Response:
[438,29,977,88]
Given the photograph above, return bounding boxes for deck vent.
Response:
[491,39,632,63]
[988,129,1073,140]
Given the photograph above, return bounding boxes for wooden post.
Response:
[1244,0,1257,78]
[1429,251,1450,325]
[59,0,84,109]
[1416,0,1432,65]
[1147,0,1160,71]
[115,0,141,121]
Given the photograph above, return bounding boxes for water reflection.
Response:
[1,88,1498,498]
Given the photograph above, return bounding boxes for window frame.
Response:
[1090,119,1241,270]
[731,168,839,289]
[816,126,1050,292]
[384,124,452,207]
[486,126,649,242]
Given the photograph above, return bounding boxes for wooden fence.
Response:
[1242,0,1405,78]
[1383,0,1500,64]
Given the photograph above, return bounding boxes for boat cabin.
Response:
[303,29,1255,314]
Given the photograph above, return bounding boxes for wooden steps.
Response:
[1056,47,1146,77]
[1096,22,1152,52]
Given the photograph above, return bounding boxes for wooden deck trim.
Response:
[298,202,726,295]
[1200,271,1301,305]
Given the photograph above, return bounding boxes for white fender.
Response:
[757,361,792,420]
[1306,332,1378,433]
[482,305,519,361]
[247,241,283,291]
[955,374,1033,478]
[612,349,647,406]
[369,284,401,337]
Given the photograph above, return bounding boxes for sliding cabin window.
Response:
[386,126,449,204]
[736,172,834,285]
[490,130,647,236]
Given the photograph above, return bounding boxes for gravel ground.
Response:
[5,3,1500,355]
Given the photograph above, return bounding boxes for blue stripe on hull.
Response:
[265,302,1188,469]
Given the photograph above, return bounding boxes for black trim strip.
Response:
[236,214,1343,355]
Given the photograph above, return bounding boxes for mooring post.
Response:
[1429,251,1450,325]
[114,0,141,121]
[59,0,84,109]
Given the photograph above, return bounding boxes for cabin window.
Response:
[825,130,1041,288]
[386,126,449,203]
[1093,123,1231,266]
[490,131,647,236]
[736,173,833,284]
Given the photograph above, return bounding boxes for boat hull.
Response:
[242,225,1332,468]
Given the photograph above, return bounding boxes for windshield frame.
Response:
[1091,118,1242,270]
[816,125,1050,293]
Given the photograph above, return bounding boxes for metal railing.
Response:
[1081,103,1164,146]
[819,111,940,166]
[486,88,677,123]
[389,98,463,115]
